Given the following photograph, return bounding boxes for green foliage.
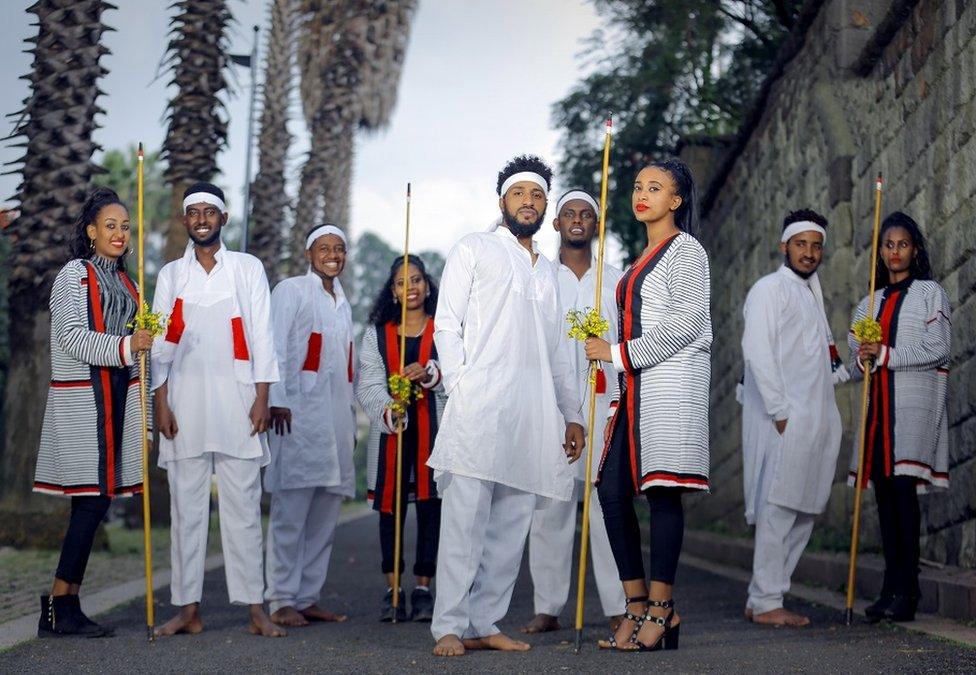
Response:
[553,0,801,260]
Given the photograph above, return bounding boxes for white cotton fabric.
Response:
[741,265,842,522]
[780,221,826,243]
[499,171,548,197]
[555,190,599,215]
[305,224,346,249]
[428,225,584,501]
[182,192,226,213]
[746,493,816,615]
[264,271,356,496]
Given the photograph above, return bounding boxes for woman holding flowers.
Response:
[34,187,155,637]
[849,211,951,623]
[584,158,711,652]
[357,254,445,622]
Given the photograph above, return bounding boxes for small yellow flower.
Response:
[386,372,424,415]
[566,307,610,342]
[852,317,882,344]
[127,302,168,337]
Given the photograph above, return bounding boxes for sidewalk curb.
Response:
[0,505,374,652]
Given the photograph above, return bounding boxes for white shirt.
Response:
[264,271,356,496]
[740,265,842,521]
[151,244,278,466]
[556,256,622,482]
[429,226,585,501]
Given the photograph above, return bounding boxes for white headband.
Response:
[555,190,599,216]
[306,224,347,249]
[500,171,548,198]
[781,221,827,243]
[182,192,226,214]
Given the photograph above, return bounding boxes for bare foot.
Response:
[271,606,309,627]
[154,605,203,637]
[744,607,753,621]
[462,632,531,651]
[433,634,465,657]
[300,604,348,623]
[519,613,560,634]
[609,614,623,633]
[751,607,810,627]
[248,605,287,637]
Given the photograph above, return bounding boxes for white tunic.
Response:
[740,265,842,522]
[429,226,585,501]
[556,257,622,481]
[150,244,279,466]
[264,271,356,496]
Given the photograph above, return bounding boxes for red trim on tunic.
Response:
[85,264,116,496]
[302,332,323,372]
[165,298,185,344]
[640,471,709,488]
[231,317,250,360]
[347,342,354,383]
[864,290,901,486]
[118,271,139,302]
[380,323,400,514]
[414,321,436,501]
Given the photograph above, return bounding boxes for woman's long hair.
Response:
[368,254,439,326]
[645,157,700,236]
[875,211,932,289]
[69,187,128,268]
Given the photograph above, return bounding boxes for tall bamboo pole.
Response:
[391,183,412,622]
[845,172,884,626]
[574,115,613,653]
[137,143,155,641]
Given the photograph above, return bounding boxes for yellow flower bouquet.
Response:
[386,372,424,416]
[852,317,882,344]
[127,301,168,337]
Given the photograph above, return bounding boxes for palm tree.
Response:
[293,0,417,273]
[161,0,232,262]
[249,0,297,284]
[1,0,112,531]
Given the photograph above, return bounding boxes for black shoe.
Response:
[864,594,893,624]
[379,589,408,623]
[410,588,434,622]
[884,595,918,622]
[38,595,110,638]
[67,595,116,637]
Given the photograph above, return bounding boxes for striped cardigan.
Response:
[603,232,712,492]
[34,258,145,497]
[848,278,951,490]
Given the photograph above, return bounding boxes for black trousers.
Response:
[55,496,111,585]
[598,409,684,585]
[379,499,441,578]
[874,476,921,598]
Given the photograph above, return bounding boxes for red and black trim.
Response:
[373,320,440,514]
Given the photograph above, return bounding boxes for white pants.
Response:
[747,497,816,614]
[166,453,265,606]
[265,487,343,614]
[528,481,626,617]
[431,473,536,641]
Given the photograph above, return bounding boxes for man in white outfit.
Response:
[264,224,356,627]
[152,182,283,637]
[740,209,846,627]
[429,155,585,657]
[520,189,626,635]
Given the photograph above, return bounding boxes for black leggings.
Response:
[379,499,441,578]
[598,412,684,585]
[55,496,111,585]
[875,476,920,598]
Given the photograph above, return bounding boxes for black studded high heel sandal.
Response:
[598,596,647,650]
[635,598,679,652]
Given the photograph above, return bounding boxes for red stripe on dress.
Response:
[415,320,435,500]
[640,472,709,487]
[165,298,185,344]
[302,332,323,372]
[118,271,139,302]
[51,380,92,388]
[877,290,900,477]
[380,322,401,514]
[347,341,354,383]
[86,264,116,496]
[231,317,250,360]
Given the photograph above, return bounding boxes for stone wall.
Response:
[685,0,976,567]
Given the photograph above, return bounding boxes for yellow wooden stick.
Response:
[392,182,411,622]
[137,143,155,641]
[574,116,613,653]
[845,172,884,625]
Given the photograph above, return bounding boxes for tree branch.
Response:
[717,5,773,47]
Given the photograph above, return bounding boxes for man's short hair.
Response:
[496,155,553,195]
[782,208,828,232]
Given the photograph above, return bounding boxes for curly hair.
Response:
[368,254,440,326]
[644,157,699,235]
[496,154,553,195]
[782,208,828,232]
[69,187,128,268]
[875,211,932,288]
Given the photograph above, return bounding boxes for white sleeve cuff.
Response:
[383,407,408,434]
[420,360,441,389]
[607,400,619,420]
[122,335,134,366]
[772,407,791,423]
[610,343,625,373]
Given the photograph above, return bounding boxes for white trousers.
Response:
[528,480,626,617]
[747,496,815,614]
[430,473,536,641]
[166,453,265,606]
[265,487,343,613]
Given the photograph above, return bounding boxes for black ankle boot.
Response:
[864,594,893,623]
[38,595,108,638]
[380,589,408,623]
[67,595,115,636]
[884,595,918,622]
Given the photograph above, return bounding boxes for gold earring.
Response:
[89,238,95,251]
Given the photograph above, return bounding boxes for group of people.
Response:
[31,149,950,654]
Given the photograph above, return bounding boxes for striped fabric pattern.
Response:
[848,279,951,491]
[611,232,712,491]
[34,258,145,497]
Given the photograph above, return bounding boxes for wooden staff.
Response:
[845,172,884,626]
[137,143,155,641]
[391,182,412,622]
[574,115,613,653]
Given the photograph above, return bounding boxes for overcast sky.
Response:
[0,0,624,263]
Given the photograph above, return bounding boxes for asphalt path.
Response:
[3,509,975,673]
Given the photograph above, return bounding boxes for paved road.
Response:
[3,510,975,673]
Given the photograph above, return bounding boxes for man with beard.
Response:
[151,182,283,638]
[429,155,585,656]
[740,209,846,627]
[520,189,625,635]
[264,224,355,627]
